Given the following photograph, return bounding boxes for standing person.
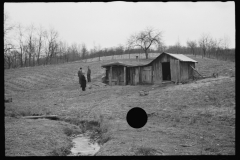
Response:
[87,66,91,82]
[78,67,82,85]
[80,71,87,91]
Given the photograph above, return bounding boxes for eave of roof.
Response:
[163,52,198,63]
[101,60,153,67]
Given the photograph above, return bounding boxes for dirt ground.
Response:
[4,55,235,156]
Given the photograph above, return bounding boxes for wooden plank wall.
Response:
[134,67,140,85]
[111,66,124,85]
[151,54,172,84]
[152,58,162,84]
[141,66,152,84]
[188,62,195,80]
[170,58,178,82]
[129,68,134,85]
[104,54,196,86]
[180,62,189,82]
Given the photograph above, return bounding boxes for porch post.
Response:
[151,65,153,84]
[109,66,112,86]
[138,67,141,84]
[177,60,180,83]
[124,66,126,85]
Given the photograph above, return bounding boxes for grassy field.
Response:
[4,55,235,156]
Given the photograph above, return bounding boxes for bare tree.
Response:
[77,43,82,59]
[4,11,15,56]
[68,43,79,61]
[175,37,181,54]
[36,25,44,65]
[43,28,59,64]
[215,38,223,59]
[127,27,163,59]
[62,41,68,63]
[157,41,166,53]
[222,35,231,60]
[187,40,197,56]
[16,23,25,67]
[198,33,211,58]
[23,44,28,67]
[57,41,67,63]
[81,43,87,59]
[222,35,231,50]
[25,24,36,66]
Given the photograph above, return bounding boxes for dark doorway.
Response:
[162,62,171,81]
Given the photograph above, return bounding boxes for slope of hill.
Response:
[4,55,235,156]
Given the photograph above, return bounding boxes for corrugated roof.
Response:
[164,52,198,63]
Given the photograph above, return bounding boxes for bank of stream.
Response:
[68,133,101,156]
[61,118,110,156]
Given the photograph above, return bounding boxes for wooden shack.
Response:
[101,60,151,85]
[101,52,198,86]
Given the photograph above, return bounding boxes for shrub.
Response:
[97,134,111,145]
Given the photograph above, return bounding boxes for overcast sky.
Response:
[4,2,235,50]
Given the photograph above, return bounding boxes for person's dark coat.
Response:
[80,74,87,90]
[78,70,82,84]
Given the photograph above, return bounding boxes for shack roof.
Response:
[101,52,197,68]
[161,52,198,63]
[101,59,152,67]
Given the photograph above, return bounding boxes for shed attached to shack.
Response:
[101,60,152,85]
[101,52,198,86]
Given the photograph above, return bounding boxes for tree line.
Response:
[4,12,235,69]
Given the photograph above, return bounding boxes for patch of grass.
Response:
[19,110,32,116]
[5,117,73,156]
[135,147,157,156]
[218,115,235,126]
[198,109,213,118]
[175,117,180,123]
[189,116,197,125]
[8,111,18,118]
[48,146,72,156]
[204,147,219,154]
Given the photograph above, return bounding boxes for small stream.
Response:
[68,133,101,156]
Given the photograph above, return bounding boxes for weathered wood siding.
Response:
[179,62,195,82]
[170,58,179,82]
[152,56,162,84]
[135,67,140,84]
[180,62,189,82]
[104,53,196,85]
[129,67,140,85]
[141,66,152,84]
[151,54,173,84]
[108,66,125,85]
[150,54,196,83]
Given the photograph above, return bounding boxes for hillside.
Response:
[5,55,235,156]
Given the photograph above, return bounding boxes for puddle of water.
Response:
[69,134,100,156]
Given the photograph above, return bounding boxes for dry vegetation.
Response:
[5,55,235,156]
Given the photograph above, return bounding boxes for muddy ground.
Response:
[5,55,235,156]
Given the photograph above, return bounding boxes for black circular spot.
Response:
[126,107,148,129]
